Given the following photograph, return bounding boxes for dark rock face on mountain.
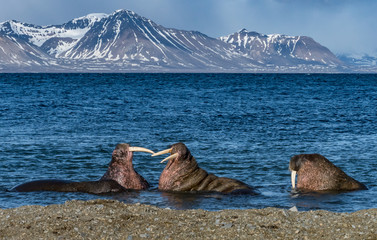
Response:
[0,10,346,72]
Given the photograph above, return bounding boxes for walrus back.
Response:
[293,154,368,191]
[11,179,74,192]
[69,180,127,194]
[179,167,256,194]
[11,179,126,194]
[194,174,256,194]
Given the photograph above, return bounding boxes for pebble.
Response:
[289,206,298,212]
[222,223,232,229]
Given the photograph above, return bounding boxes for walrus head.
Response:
[152,142,204,191]
[152,142,191,164]
[100,143,154,190]
[289,154,367,191]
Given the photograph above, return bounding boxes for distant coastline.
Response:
[1,9,375,73]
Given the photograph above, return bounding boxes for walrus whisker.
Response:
[152,148,172,157]
[160,153,178,163]
[291,171,296,188]
[128,146,155,154]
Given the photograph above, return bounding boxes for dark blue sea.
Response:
[0,73,376,212]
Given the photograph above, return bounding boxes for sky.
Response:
[0,0,376,56]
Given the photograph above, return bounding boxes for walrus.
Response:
[289,153,367,192]
[11,143,154,193]
[152,142,257,194]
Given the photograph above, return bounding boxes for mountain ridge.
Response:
[0,9,351,72]
[220,28,342,66]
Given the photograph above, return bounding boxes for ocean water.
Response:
[0,73,376,212]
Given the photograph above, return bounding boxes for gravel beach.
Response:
[0,199,376,239]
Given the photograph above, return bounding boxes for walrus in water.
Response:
[152,142,257,194]
[11,143,154,194]
[289,153,367,192]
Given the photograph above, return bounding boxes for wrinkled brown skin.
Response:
[100,143,149,190]
[159,143,257,194]
[12,143,149,193]
[289,154,367,192]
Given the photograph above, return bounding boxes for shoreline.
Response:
[0,199,376,239]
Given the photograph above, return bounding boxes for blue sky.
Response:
[1,0,376,56]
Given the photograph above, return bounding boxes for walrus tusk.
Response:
[128,147,155,154]
[152,148,172,157]
[160,153,178,163]
[151,148,177,163]
[291,171,297,188]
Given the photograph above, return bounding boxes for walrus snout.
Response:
[152,142,189,163]
[152,147,176,163]
[289,155,302,172]
[289,155,302,189]
[112,144,155,161]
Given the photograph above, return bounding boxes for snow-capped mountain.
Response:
[47,10,251,70]
[219,29,342,66]
[0,9,347,72]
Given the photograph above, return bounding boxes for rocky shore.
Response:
[0,199,376,239]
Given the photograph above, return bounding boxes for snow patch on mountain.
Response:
[71,13,108,25]
[0,13,107,48]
